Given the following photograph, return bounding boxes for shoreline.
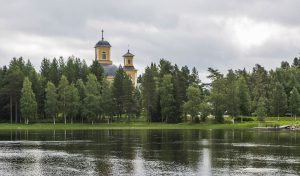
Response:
[0,121,270,130]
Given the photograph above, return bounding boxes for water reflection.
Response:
[0,129,299,175]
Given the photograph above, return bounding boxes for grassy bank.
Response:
[0,117,298,130]
[0,122,259,130]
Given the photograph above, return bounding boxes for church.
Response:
[94,30,138,87]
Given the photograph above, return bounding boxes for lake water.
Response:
[0,129,299,176]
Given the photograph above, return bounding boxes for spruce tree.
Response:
[20,77,37,124]
[225,70,239,118]
[90,60,104,83]
[112,67,125,118]
[122,74,134,121]
[141,66,158,122]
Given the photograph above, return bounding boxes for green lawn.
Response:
[0,117,298,130]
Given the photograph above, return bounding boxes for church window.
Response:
[102,52,106,60]
[128,59,131,65]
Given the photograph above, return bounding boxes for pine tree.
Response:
[122,74,134,121]
[100,79,114,123]
[141,66,159,122]
[90,60,104,83]
[112,67,125,118]
[45,81,58,124]
[40,58,51,81]
[49,58,60,86]
[20,77,37,124]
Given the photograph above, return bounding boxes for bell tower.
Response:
[123,49,138,86]
[95,30,112,65]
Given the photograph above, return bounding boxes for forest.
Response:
[0,56,300,124]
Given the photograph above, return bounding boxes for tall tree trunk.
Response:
[64,113,66,124]
[10,96,12,124]
[15,97,18,123]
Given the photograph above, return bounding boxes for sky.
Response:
[0,0,300,82]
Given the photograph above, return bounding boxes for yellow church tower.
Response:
[95,30,112,65]
[123,50,137,87]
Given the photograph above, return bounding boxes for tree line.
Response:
[0,57,140,124]
[1,56,300,124]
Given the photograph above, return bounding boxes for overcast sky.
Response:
[0,0,300,82]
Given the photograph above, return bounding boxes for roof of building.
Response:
[123,66,137,71]
[123,50,135,57]
[102,64,118,76]
[95,40,111,48]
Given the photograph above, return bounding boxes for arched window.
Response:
[127,59,131,65]
[102,52,106,60]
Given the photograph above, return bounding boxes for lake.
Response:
[0,129,299,175]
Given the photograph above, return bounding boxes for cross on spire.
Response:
[101,29,104,40]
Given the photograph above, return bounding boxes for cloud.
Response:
[0,0,300,83]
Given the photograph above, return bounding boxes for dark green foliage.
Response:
[159,74,177,123]
[225,70,239,118]
[141,66,159,122]
[90,60,104,83]
[112,67,135,120]
[237,76,251,116]
[270,82,287,118]
[49,58,60,86]
[2,54,300,124]
[208,68,226,123]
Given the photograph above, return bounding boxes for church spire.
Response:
[101,29,104,40]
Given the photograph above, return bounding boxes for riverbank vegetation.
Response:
[1,56,300,125]
[0,116,299,130]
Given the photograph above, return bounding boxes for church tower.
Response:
[123,50,137,87]
[95,30,112,65]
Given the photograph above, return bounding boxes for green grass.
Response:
[0,117,298,130]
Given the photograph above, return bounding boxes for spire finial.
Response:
[128,44,130,53]
[101,29,104,40]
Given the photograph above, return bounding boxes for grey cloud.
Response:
[0,0,300,82]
